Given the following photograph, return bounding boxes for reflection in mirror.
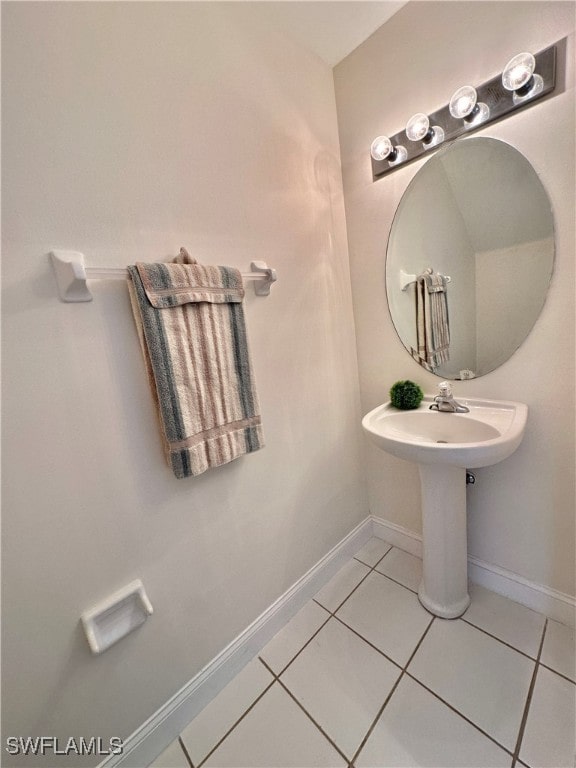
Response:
[386,137,554,379]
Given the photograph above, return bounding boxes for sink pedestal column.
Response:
[417,464,471,619]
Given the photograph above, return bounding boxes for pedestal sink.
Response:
[362,396,528,618]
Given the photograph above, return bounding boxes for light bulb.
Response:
[502,52,543,103]
[370,135,392,161]
[370,135,407,165]
[406,113,430,142]
[449,85,490,126]
[406,113,444,147]
[502,52,535,90]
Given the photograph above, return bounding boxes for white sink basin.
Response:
[362,396,528,468]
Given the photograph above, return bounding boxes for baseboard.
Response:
[98,516,373,768]
[370,515,576,628]
[370,516,423,557]
[467,556,576,628]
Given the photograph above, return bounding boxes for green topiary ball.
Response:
[389,380,424,410]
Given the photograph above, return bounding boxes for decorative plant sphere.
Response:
[389,380,424,410]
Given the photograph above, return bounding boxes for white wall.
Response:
[334,1,575,596]
[475,237,554,371]
[1,3,367,763]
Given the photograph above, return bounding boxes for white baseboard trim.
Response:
[467,556,576,628]
[371,516,423,557]
[370,515,575,628]
[99,516,373,768]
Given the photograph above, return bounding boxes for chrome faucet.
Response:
[429,381,470,413]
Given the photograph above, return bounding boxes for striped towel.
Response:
[127,248,264,478]
[411,268,450,371]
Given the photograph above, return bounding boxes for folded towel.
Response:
[411,268,450,371]
[127,248,264,478]
[423,270,446,294]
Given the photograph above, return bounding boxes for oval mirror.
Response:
[386,137,554,379]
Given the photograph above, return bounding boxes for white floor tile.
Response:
[203,682,347,767]
[180,658,273,766]
[520,665,576,768]
[336,570,431,667]
[280,617,401,759]
[375,547,423,592]
[462,583,546,658]
[354,537,392,567]
[313,558,370,613]
[149,740,189,768]
[356,675,512,767]
[540,619,576,682]
[259,600,329,674]
[408,618,534,752]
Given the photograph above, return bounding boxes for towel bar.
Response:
[400,268,451,292]
[50,251,278,302]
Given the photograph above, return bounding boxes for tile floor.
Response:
[151,538,576,768]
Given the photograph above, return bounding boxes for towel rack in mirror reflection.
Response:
[400,268,452,292]
[50,250,278,303]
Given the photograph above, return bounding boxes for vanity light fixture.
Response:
[449,85,490,126]
[502,52,544,103]
[370,135,407,166]
[370,37,561,181]
[406,113,445,147]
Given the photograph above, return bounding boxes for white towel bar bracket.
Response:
[49,251,278,303]
[250,260,278,296]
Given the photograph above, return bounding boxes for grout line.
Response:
[258,655,278,678]
[195,672,277,768]
[538,661,576,686]
[350,615,436,766]
[312,597,406,675]
[177,736,195,768]
[460,616,542,662]
[349,674,404,766]
[260,657,351,764]
[402,615,435,669]
[404,671,515,758]
[314,561,433,675]
[332,614,404,672]
[266,608,332,678]
[354,542,394,571]
[314,598,332,615]
[325,563,374,614]
[511,618,548,767]
[276,678,352,764]
[319,546,421,620]
[372,568,420,595]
